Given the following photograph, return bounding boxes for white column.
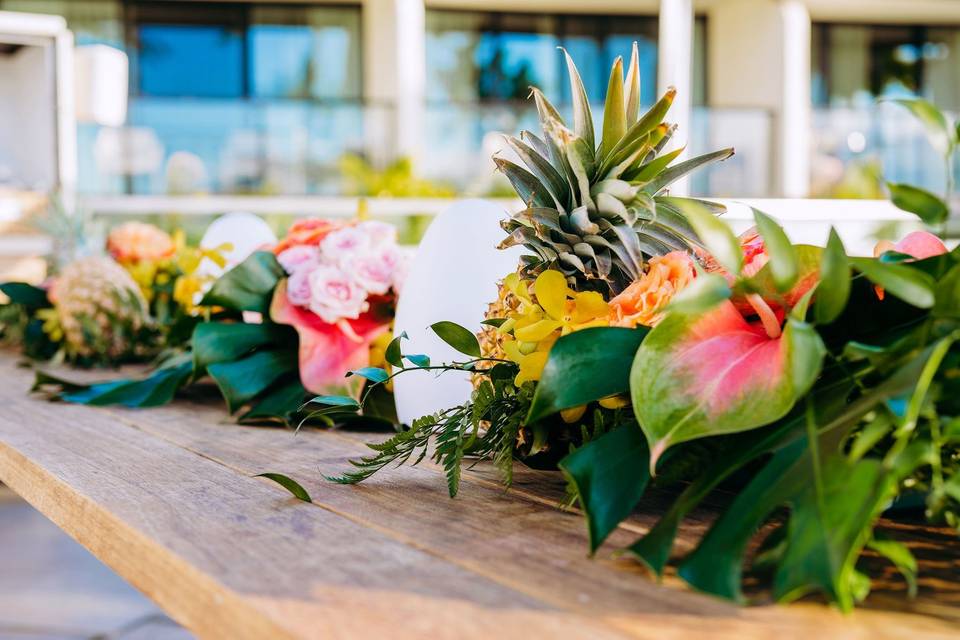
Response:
[362,0,426,167]
[657,0,693,196]
[708,0,811,198]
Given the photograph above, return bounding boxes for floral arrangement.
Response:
[283,51,960,610]
[0,221,227,365]
[32,217,407,426]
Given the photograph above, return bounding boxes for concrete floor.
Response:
[0,487,193,640]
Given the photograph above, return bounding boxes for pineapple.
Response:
[49,256,152,362]
[497,44,733,295]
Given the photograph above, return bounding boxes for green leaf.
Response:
[494,157,555,209]
[527,327,647,423]
[384,331,406,368]
[666,272,732,316]
[0,282,50,310]
[404,354,430,368]
[347,367,389,384]
[200,251,285,314]
[814,229,851,325]
[239,378,308,425]
[752,209,798,291]
[887,182,949,225]
[255,473,312,503]
[624,42,641,126]
[773,458,896,610]
[308,395,360,409]
[632,302,824,471]
[850,257,936,309]
[888,97,954,156]
[207,349,297,413]
[192,322,289,372]
[56,358,194,408]
[867,537,918,598]
[430,321,481,358]
[665,197,742,274]
[480,318,507,328]
[559,425,650,553]
[599,56,626,162]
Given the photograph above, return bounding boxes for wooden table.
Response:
[0,352,957,639]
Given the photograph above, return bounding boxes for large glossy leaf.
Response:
[238,377,308,425]
[814,229,850,325]
[887,182,949,225]
[52,358,194,408]
[773,457,896,610]
[0,282,50,310]
[192,321,290,372]
[526,327,647,423]
[631,301,825,470]
[200,251,285,314]
[207,348,297,413]
[559,425,650,553]
[850,257,936,308]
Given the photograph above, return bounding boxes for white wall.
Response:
[0,43,57,190]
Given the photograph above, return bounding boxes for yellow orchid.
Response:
[498,270,609,385]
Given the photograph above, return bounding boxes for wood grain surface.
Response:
[0,352,957,639]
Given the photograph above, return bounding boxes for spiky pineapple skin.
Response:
[50,256,150,361]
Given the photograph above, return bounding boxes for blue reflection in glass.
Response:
[138,24,243,97]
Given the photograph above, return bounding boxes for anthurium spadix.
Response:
[631,299,826,474]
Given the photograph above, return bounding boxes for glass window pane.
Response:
[137,24,244,98]
[249,6,362,100]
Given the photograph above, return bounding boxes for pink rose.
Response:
[308,265,369,323]
[277,245,321,275]
[320,226,370,264]
[358,220,398,247]
[286,268,314,306]
[349,245,403,295]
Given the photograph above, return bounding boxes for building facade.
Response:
[0,0,958,200]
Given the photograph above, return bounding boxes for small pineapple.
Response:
[49,257,152,362]
[497,44,733,296]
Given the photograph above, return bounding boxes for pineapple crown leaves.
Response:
[496,43,734,294]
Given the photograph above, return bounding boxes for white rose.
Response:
[276,245,321,275]
[347,245,403,295]
[320,226,369,265]
[307,265,369,323]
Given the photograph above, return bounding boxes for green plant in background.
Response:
[885,98,958,236]
[339,154,456,244]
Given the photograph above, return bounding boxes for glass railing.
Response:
[77,98,395,196]
[811,104,960,198]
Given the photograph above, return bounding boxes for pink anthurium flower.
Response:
[270,280,392,396]
[633,235,826,473]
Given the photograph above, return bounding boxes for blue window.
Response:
[138,24,245,98]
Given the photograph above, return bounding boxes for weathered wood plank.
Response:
[2,353,959,638]
[89,391,960,637]
[0,371,630,639]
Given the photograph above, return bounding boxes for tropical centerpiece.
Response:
[29,217,407,426]
[292,49,960,610]
[0,221,227,365]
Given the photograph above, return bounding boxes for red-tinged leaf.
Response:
[270,280,391,396]
[630,300,825,472]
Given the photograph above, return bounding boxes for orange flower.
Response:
[106,222,175,263]
[609,251,697,328]
[273,218,347,254]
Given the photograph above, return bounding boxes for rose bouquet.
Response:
[0,221,227,365]
[35,217,406,426]
[300,51,960,610]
